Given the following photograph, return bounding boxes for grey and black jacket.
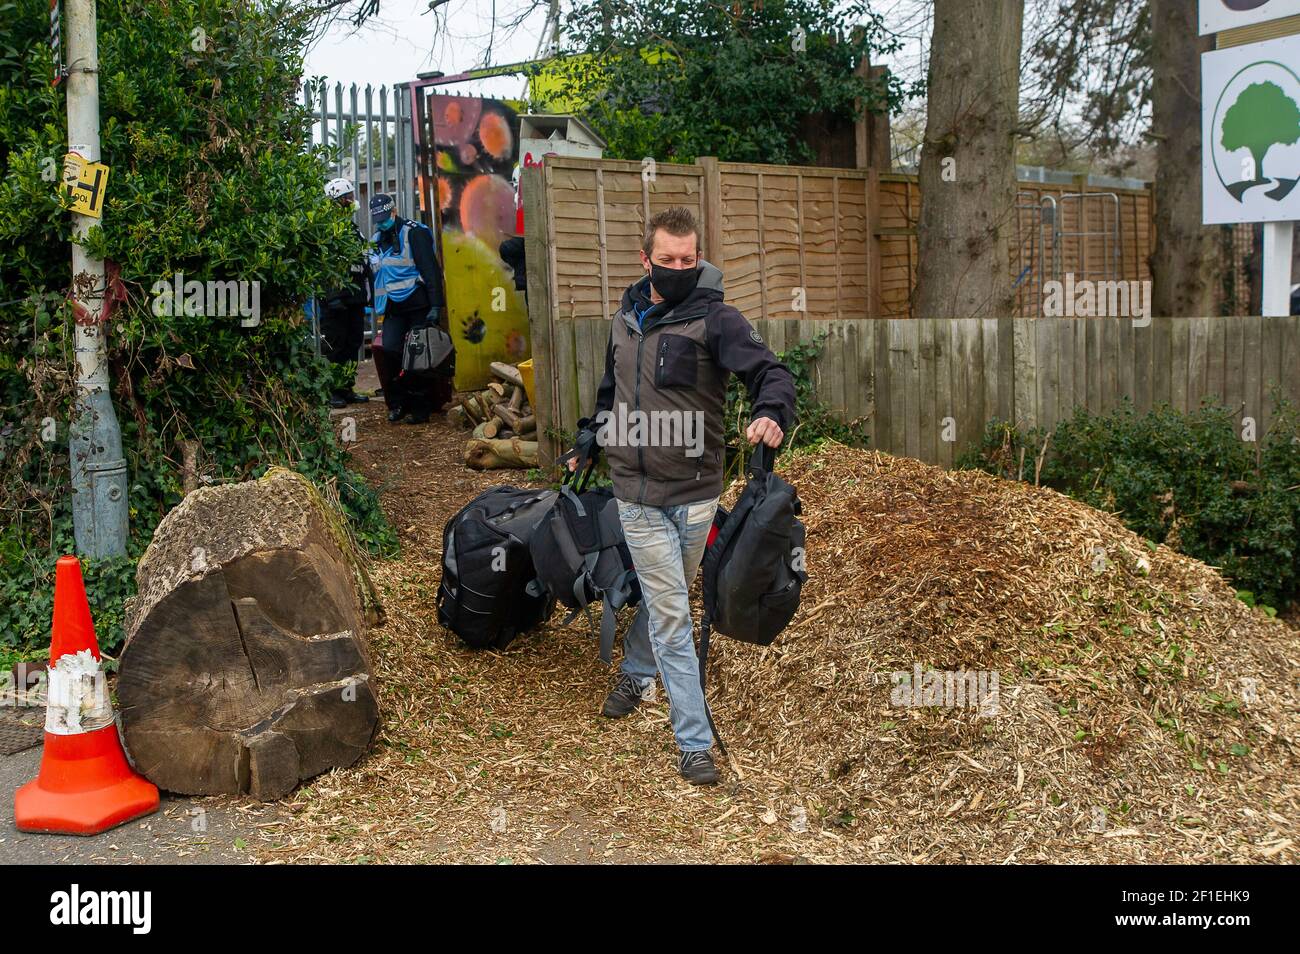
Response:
[586,260,796,507]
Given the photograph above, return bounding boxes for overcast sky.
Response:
[302,0,551,99]
[300,0,930,102]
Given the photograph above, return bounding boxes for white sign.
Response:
[1200,0,1300,35]
[1201,34,1300,224]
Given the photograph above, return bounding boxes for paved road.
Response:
[0,746,264,865]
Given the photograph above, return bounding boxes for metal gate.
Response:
[1014,191,1122,317]
[300,78,423,357]
[1051,192,1121,292]
[301,78,421,236]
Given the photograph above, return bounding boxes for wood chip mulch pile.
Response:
[255,415,1298,863]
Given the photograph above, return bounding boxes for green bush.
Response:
[546,1,911,166]
[1,0,395,658]
[957,399,1300,611]
[723,333,866,479]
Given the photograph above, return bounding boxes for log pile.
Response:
[448,361,539,470]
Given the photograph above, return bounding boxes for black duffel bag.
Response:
[697,444,807,752]
[437,486,558,650]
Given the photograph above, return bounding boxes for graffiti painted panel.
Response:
[430,94,529,390]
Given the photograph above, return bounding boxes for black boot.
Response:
[679,750,719,785]
[342,390,370,404]
[387,405,407,423]
[601,674,647,718]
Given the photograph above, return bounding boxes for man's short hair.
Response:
[642,206,701,257]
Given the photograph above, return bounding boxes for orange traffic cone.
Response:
[13,556,159,835]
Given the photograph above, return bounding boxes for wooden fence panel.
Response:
[528,314,1300,468]
[526,158,1292,468]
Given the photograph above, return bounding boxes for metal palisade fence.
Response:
[301,78,420,238]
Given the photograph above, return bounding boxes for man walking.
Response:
[574,206,795,785]
[369,193,449,425]
[320,178,371,408]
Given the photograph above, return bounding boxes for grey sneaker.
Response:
[679,750,719,785]
[601,674,647,718]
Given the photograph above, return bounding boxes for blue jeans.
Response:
[616,497,720,753]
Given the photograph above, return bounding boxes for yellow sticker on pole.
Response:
[61,151,109,218]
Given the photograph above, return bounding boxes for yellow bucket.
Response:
[518,358,537,410]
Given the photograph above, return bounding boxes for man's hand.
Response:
[747,416,784,448]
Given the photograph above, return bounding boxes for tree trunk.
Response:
[1150,0,1222,317]
[118,468,383,800]
[914,0,1023,320]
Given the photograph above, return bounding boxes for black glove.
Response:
[425,305,443,327]
[574,418,603,453]
[563,422,601,477]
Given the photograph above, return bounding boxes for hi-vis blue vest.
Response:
[370,219,432,315]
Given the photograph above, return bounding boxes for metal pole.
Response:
[379,85,390,206]
[1262,221,1295,317]
[394,87,406,220]
[364,84,374,236]
[66,0,127,558]
[349,82,360,225]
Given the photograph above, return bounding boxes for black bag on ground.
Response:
[437,486,558,650]
[529,445,641,664]
[697,444,807,753]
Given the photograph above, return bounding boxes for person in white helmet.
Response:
[320,178,372,407]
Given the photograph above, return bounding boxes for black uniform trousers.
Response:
[320,301,365,367]
[380,295,433,417]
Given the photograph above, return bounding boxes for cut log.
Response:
[492,403,536,434]
[508,385,524,412]
[489,361,524,388]
[471,418,500,440]
[446,404,469,429]
[487,381,507,398]
[464,438,539,470]
[118,467,382,800]
[459,396,484,424]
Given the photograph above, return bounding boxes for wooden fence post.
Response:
[699,157,723,268]
[867,168,883,318]
[523,164,557,466]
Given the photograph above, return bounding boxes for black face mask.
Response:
[649,263,701,305]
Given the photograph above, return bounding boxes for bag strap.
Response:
[696,615,729,759]
[499,491,551,519]
[558,427,601,493]
[601,567,640,664]
[599,590,618,665]
[746,441,776,477]
[558,483,586,518]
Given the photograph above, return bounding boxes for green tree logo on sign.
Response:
[1217,78,1300,201]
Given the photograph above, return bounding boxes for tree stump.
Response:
[118,467,383,800]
